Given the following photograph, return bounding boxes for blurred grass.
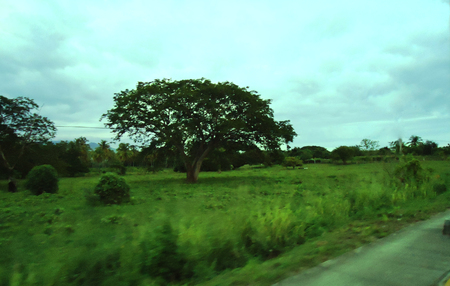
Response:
[0,160,449,285]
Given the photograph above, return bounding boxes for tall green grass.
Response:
[0,159,448,285]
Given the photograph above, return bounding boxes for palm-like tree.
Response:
[93,140,113,168]
[117,143,132,166]
[408,135,423,147]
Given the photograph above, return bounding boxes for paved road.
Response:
[273,209,450,286]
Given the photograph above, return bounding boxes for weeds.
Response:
[0,160,448,285]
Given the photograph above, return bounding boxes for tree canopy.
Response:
[359,139,380,151]
[331,146,355,165]
[0,96,56,179]
[102,78,296,182]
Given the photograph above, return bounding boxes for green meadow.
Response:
[0,159,449,286]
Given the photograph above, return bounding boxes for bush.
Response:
[282,157,302,169]
[141,221,189,281]
[25,164,59,195]
[393,158,429,187]
[94,173,130,205]
[433,183,447,195]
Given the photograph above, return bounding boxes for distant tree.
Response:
[389,139,406,154]
[439,144,450,156]
[92,140,114,168]
[102,78,296,182]
[331,146,355,165]
[75,137,91,167]
[299,149,313,162]
[139,141,164,172]
[422,140,438,156]
[299,146,331,159]
[349,145,363,157]
[378,147,392,156]
[56,140,90,177]
[408,135,423,147]
[359,139,380,151]
[200,147,233,172]
[117,143,133,166]
[288,147,302,157]
[0,96,56,191]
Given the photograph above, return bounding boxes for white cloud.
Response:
[0,0,449,148]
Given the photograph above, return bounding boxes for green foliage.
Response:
[290,146,331,159]
[422,140,438,156]
[108,157,126,175]
[433,183,447,195]
[200,148,232,172]
[331,146,355,164]
[242,147,266,166]
[116,143,139,167]
[299,149,313,161]
[102,78,296,182]
[359,139,380,151]
[440,144,450,156]
[241,203,306,259]
[408,135,423,147]
[0,96,56,179]
[25,164,59,195]
[67,251,121,285]
[282,157,302,169]
[1,161,449,286]
[94,173,130,205]
[389,139,406,154]
[378,147,392,156]
[0,139,92,180]
[262,149,285,167]
[389,135,439,156]
[141,221,189,282]
[57,139,91,177]
[393,158,430,188]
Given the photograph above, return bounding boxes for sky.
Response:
[1,0,449,150]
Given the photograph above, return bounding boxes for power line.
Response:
[55,125,107,129]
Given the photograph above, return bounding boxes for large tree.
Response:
[359,138,380,152]
[102,78,296,182]
[0,96,56,190]
[331,146,355,165]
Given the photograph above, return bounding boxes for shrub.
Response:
[282,157,303,169]
[67,251,121,285]
[25,164,59,195]
[141,221,189,281]
[110,161,126,175]
[94,173,130,205]
[241,203,306,259]
[393,158,429,187]
[433,183,447,195]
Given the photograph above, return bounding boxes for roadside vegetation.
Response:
[0,157,449,286]
[2,89,450,286]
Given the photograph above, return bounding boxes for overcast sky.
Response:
[1,0,449,150]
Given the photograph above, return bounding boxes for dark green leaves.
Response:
[102,78,295,151]
[0,96,56,143]
[102,78,296,181]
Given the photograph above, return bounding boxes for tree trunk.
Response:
[8,177,17,193]
[179,144,213,183]
[186,160,203,183]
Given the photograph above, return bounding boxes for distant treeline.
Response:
[1,136,448,179]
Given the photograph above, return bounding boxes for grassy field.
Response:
[0,158,449,286]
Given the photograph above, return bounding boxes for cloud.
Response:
[0,0,449,149]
